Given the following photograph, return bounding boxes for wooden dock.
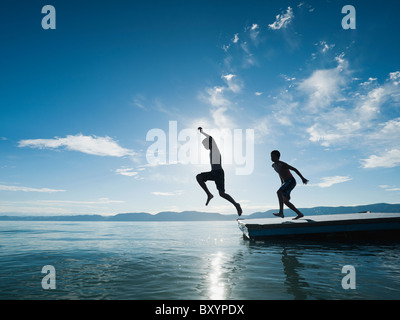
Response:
[237,212,400,240]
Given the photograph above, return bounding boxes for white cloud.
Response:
[305,69,400,148]
[319,41,335,53]
[379,185,400,192]
[211,106,236,128]
[132,94,147,110]
[311,176,352,188]
[18,134,134,157]
[222,74,235,81]
[240,42,257,67]
[0,197,124,215]
[298,54,348,112]
[371,118,400,142]
[306,123,347,147]
[38,198,124,205]
[249,24,260,45]
[390,71,400,85]
[361,148,400,168]
[360,77,377,86]
[152,190,183,196]
[222,74,243,93]
[115,167,138,177]
[202,86,229,107]
[222,33,239,51]
[282,75,296,82]
[199,73,243,129]
[0,184,65,193]
[252,116,270,143]
[355,87,388,122]
[268,7,294,30]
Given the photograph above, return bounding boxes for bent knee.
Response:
[283,197,290,204]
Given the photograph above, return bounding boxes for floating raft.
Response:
[238,212,400,240]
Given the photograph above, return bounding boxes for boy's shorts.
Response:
[199,169,225,193]
[279,177,296,200]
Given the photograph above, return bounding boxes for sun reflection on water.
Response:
[208,251,226,300]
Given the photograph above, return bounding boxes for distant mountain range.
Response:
[1,203,400,222]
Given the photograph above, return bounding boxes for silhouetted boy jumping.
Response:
[196,127,242,216]
[271,150,308,220]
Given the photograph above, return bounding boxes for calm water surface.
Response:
[0,221,399,300]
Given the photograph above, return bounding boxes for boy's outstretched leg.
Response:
[273,190,285,218]
[284,199,304,220]
[196,174,214,206]
[219,191,242,216]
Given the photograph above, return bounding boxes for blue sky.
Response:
[1,0,400,216]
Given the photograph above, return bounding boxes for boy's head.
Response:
[271,150,280,162]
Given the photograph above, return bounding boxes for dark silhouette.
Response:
[271,150,308,220]
[196,127,242,216]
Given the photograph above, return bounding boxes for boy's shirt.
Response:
[209,137,222,171]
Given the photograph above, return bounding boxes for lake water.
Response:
[1,220,400,300]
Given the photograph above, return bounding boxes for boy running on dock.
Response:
[196,127,242,217]
[271,150,308,220]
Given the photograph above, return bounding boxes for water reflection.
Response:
[281,247,309,300]
[208,252,225,300]
[242,240,314,299]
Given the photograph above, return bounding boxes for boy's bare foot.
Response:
[273,212,284,218]
[205,194,214,206]
[235,203,242,217]
[293,213,304,220]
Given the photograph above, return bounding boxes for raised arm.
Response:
[198,127,210,138]
[287,164,309,185]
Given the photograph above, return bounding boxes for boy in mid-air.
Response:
[271,150,308,220]
[196,127,242,217]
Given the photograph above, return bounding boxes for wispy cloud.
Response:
[361,148,400,168]
[0,198,124,215]
[199,73,244,129]
[298,54,349,112]
[0,184,65,193]
[115,167,138,177]
[201,86,230,107]
[152,190,183,196]
[310,176,352,188]
[249,23,260,46]
[268,7,294,30]
[222,33,239,52]
[298,2,315,12]
[37,198,124,205]
[18,134,134,157]
[304,68,400,148]
[318,41,335,53]
[379,185,400,192]
[132,94,147,110]
[222,74,243,93]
